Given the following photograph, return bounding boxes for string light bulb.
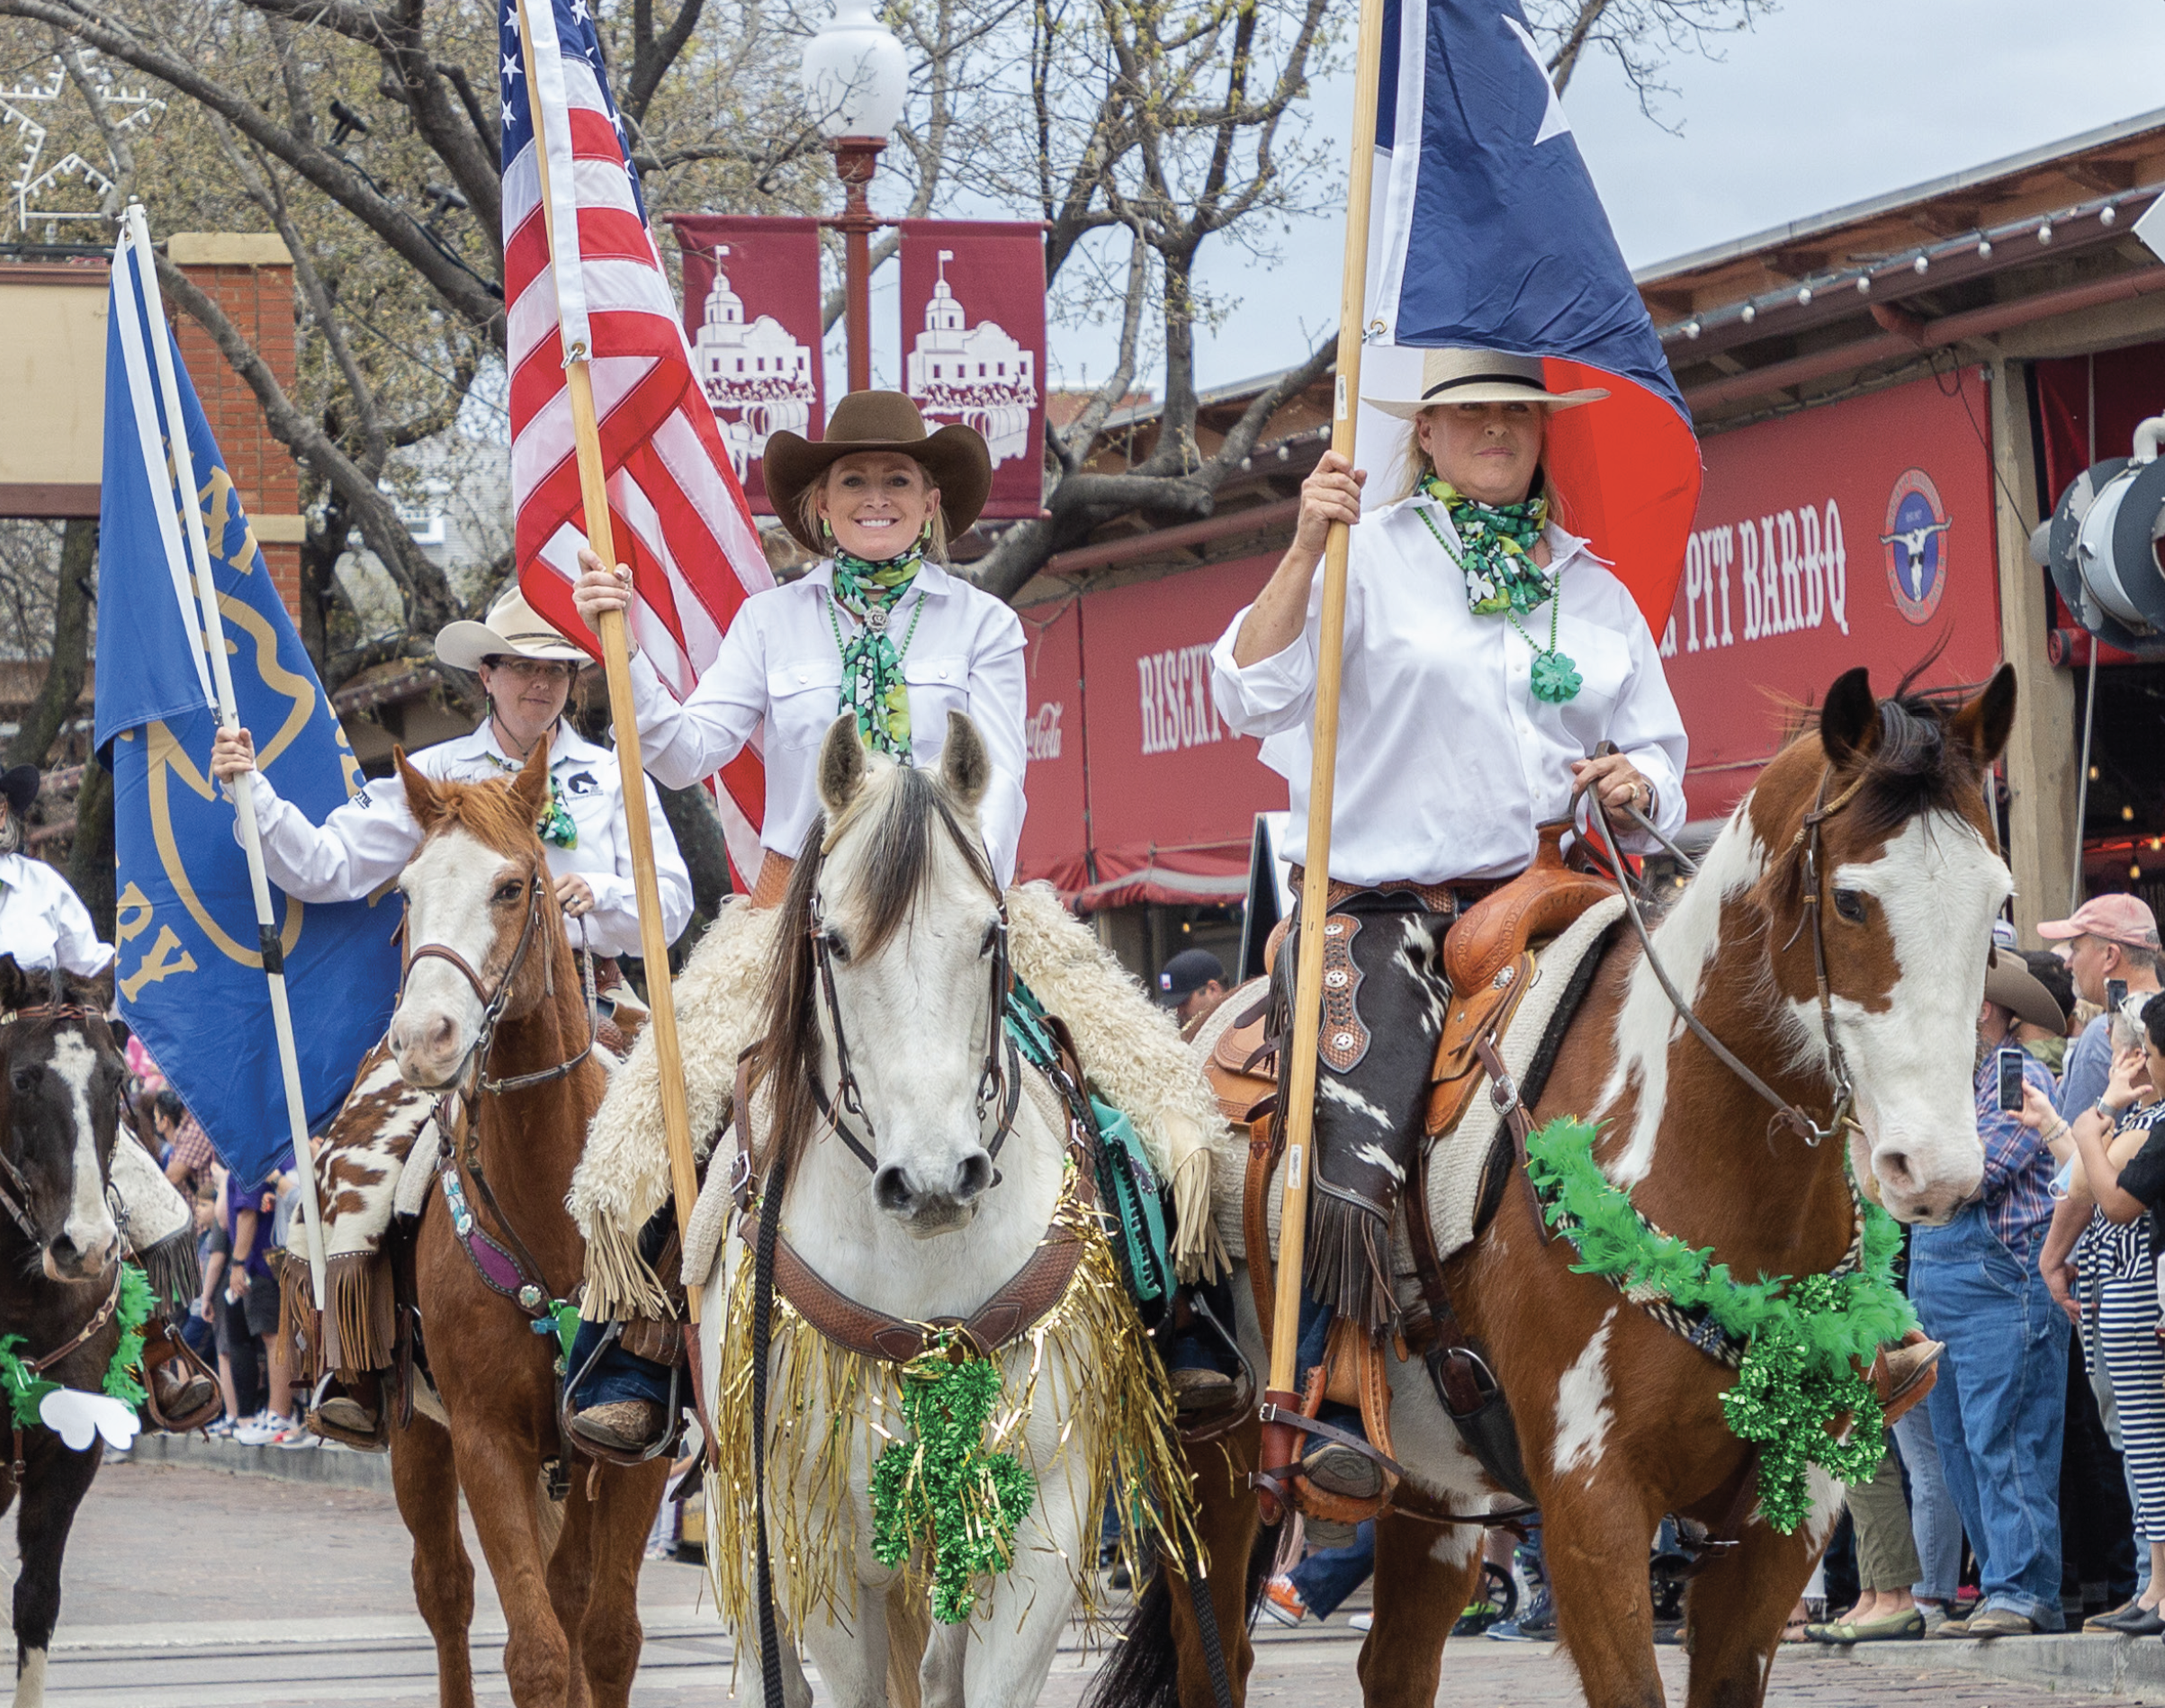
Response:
[1977,237,1993,258]
[1796,286,1813,305]
[2038,222,2053,244]
[1684,320,1702,339]
[2103,205,2119,227]
[1913,255,1930,274]
[1855,275,1872,294]
[1741,303,1757,323]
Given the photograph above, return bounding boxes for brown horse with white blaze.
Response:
[385,740,670,1708]
[1118,664,2015,1708]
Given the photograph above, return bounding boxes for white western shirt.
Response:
[1209,498,1687,887]
[240,722,693,959]
[625,557,1029,885]
[0,854,113,976]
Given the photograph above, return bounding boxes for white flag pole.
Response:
[121,203,329,1311]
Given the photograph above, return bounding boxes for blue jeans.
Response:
[1891,1403,1961,1603]
[1910,1205,2070,1629]
[568,1320,671,1412]
[1290,1520,1375,1620]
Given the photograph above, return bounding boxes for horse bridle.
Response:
[0,1003,108,1245]
[804,887,1024,1181]
[400,864,597,1101]
[1586,764,1866,1149]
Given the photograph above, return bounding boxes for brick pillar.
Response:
[168,234,303,622]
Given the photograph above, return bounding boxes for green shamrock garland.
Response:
[0,1263,153,1430]
[869,1335,1037,1624]
[1523,1118,1912,1533]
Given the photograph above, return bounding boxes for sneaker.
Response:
[269,1420,319,1450]
[232,1413,280,1446]
[1488,1587,1556,1641]
[1262,1576,1307,1627]
[1349,1612,1372,1632]
[204,1417,235,1441]
[1452,1600,1503,1638]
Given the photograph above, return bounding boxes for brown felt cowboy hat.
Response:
[764,391,993,554]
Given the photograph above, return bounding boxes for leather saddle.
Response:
[1204,820,1618,1525]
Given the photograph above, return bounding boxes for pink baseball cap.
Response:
[2035,893,2161,949]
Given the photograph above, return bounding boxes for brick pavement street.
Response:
[26,1460,2161,1705]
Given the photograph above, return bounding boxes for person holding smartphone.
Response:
[2026,994,2165,1632]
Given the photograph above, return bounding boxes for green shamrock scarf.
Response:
[828,548,928,761]
[1416,474,1580,705]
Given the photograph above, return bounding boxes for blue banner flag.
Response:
[94,238,400,1189]
[1363,0,1701,625]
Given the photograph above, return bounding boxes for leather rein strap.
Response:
[1584,766,1865,1149]
[807,894,1023,1179]
[8,1258,125,1479]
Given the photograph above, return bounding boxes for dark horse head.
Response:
[0,957,124,1284]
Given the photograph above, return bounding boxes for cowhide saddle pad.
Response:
[1195,894,1626,1284]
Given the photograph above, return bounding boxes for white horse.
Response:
[695,713,1185,1708]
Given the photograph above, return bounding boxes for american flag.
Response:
[502,0,772,881]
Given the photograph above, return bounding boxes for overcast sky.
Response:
[969,0,2165,397]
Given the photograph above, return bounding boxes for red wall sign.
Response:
[1658,369,2003,821]
[1014,555,1287,899]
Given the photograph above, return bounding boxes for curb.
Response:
[1837,1630,2165,1704]
[124,1429,393,1492]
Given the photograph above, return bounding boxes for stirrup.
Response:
[557,1319,686,1470]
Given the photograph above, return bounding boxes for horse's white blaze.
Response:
[1820,812,2002,1220]
[389,829,508,1088]
[1551,1308,1617,1479]
[51,1032,113,1269]
[15,1646,46,1706]
[1600,807,1768,1186]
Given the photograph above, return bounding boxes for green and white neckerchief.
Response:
[826,547,930,761]
[1415,473,1581,705]
[482,731,579,850]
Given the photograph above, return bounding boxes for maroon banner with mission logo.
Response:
[896,220,1047,520]
[668,215,824,517]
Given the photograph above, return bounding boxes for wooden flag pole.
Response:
[515,0,703,1324]
[1258,0,1392,1518]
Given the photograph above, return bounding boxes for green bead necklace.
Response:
[1415,495,1582,706]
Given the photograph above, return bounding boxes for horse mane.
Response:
[418,771,552,860]
[753,759,996,1183]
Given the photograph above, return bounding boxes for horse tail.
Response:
[1084,1524,1271,1708]
[885,1578,929,1708]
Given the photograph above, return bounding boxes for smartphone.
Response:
[2109,977,2130,1015]
[1996,1047,2027,1113]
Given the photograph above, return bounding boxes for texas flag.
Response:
[1357,0,1700,628]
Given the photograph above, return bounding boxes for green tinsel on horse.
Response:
[1523,1118,1913,1533]
[869,1335,1038,1624]
[0,1263,154,1429]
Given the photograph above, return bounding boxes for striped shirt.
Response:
[1972,1047,2060,1263]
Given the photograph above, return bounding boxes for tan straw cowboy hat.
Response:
[764,390,993,554]
[1982,949,2068,1034]
[436,584,588,673]
[1368,347,1609,420]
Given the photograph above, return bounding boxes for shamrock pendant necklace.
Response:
[1416,504,1582,705]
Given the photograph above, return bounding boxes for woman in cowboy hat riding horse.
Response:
[565,391,1226,1452]
[208,589,693,1445]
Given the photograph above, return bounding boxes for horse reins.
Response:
[1585,764,1866,1149]
[804,888,1025,1180]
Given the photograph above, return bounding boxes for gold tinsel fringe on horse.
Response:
[703,1174,1202,1643]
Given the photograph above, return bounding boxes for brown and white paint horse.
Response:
[1118,665,2015,1708]
[385,744,670,1708]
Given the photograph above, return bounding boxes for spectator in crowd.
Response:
[202,1172,249,1431]
[2018,950,2078,1075]
[218,1165,292,1444]
[2040,894,2162,1605]
[1912,949,2070,1638]
[1264,1522,1374,1628]
[151,1089,214,1201]
[2034,993,2165,1632]
[2044,895,2163,1123]
[1154,948,1232,1041]
[1812,1443,1923,1641]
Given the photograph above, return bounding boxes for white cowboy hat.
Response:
[1367,347,1609,420]
[435,585,588,673]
